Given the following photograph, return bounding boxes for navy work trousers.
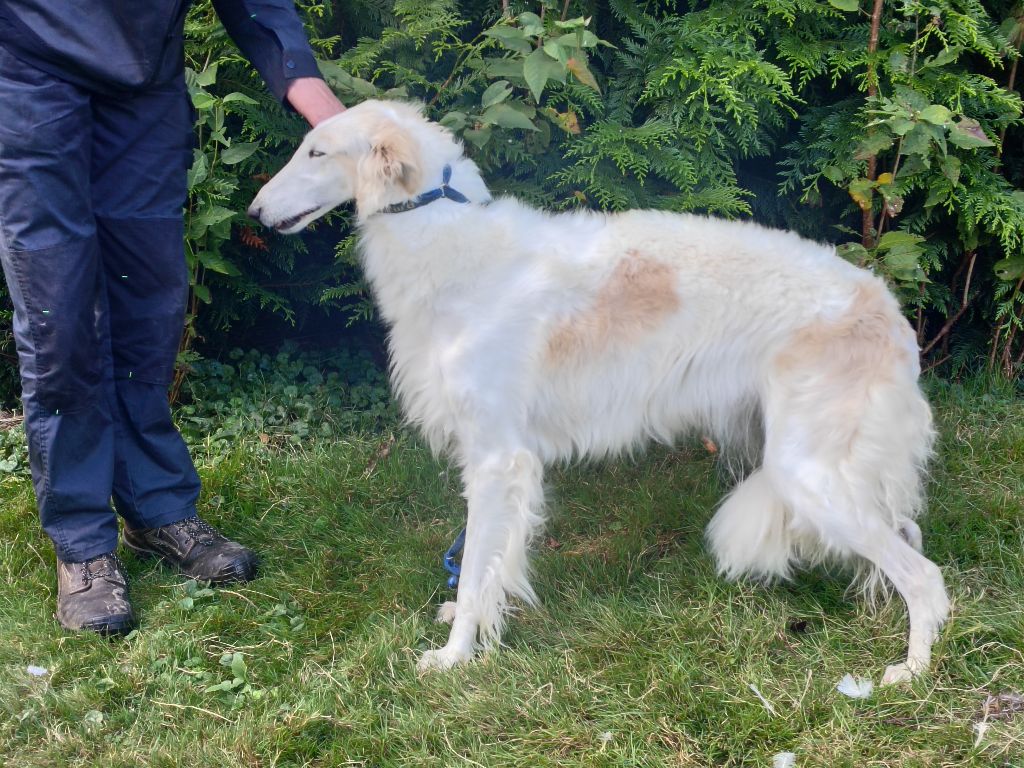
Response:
[0,45,201,562]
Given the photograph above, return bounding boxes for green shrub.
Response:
[0,0,1021,409]
[176,344,394,453]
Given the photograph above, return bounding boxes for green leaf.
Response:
[848,178,874,210]
[543,39,569,64]
[187,150,209,191]
[918,104,952,126]
[898,153,929,177]
[203,678,242,693]
[994,257,1024,281]
[822,165,846,183]
[483,26,532,54]
[196,205,236,228]
[516,12,544,36]
[555,30,599,49]
[553,16,588,30]
[481,103,538,131]
[854,132,894,159]
[222,92,258,106]
[439,111,468,131]
[900,125,933,158]
[923,122,947,156]
[877,231,924,251]
[198,251,241,276]
[229,653,247,680]
[192,283,212,304]
[828,0,859,10]
[83,710,104,727]
[884,244,923,272]
[836,242,869,263]
[921,46,962,69]
[888,51,910,74]
[463,126,492,148]
[483,57,525,80]
[194,63,218,87]
[523,48,562,102]
[483,25,529,43]
[190,90,216,111]
[888,117,915,136]
[481,80,512,109]
[220,142,258,165]
[894,86,930,112]
[317,61,377,98]
[939,155,961,185]
[948,118,994,149]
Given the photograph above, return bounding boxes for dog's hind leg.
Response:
[875,531,949,684]
[760,287,947,681]
[761,382,946,683]
[769,456,948,683]
[418,449,545,672]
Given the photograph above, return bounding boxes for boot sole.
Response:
[59,613,137,637]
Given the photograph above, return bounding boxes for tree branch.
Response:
[861,0,886,248]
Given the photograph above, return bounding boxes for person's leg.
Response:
[0,45,135,634]
[0,45,121,563]
[91,77,257,583]
[90,76,200,529]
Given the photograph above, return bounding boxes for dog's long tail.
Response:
[705,467,794,581]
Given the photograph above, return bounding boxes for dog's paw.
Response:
[416,645,474,673]
[881,662,916,686]
[435,601,457,624]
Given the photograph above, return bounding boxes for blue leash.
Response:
[443,527,466,589]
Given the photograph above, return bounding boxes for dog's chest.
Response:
[386,315,465,438]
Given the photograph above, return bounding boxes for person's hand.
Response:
[286,77,345,127]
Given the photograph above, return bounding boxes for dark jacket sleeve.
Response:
[212,0,322,103]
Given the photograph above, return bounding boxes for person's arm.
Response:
[285,77,345,126]
[212,0,345,126]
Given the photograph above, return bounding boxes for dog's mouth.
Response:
[274,206,321,232]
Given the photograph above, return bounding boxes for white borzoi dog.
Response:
[249,100,948,683]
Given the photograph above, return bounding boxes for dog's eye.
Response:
[308,149,326,158]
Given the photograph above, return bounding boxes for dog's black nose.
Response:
[247,204,262,221]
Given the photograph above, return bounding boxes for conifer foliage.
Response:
[1,1,1022,405]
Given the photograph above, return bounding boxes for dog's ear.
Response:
[363,124,420,193]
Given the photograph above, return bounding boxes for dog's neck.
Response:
[356,154,495,325]
[359,155,491,223]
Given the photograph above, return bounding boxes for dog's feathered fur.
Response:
[249,100,949,683]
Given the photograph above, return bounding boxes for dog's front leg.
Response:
[418,450,544,672]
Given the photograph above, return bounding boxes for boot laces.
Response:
[81,553,125,584]
[175,516,221,545]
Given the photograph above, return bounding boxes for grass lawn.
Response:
[1,380,1022,767]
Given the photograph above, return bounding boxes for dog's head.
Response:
[248,100,448,233]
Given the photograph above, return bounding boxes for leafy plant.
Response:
[1,0,1022,406]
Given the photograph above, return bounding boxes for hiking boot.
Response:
[56,553,136,636]
[122,516,258,584]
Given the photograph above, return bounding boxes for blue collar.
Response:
[380,164,470,214]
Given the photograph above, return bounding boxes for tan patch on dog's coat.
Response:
[775,281,910,378]
[547,251,680,362]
